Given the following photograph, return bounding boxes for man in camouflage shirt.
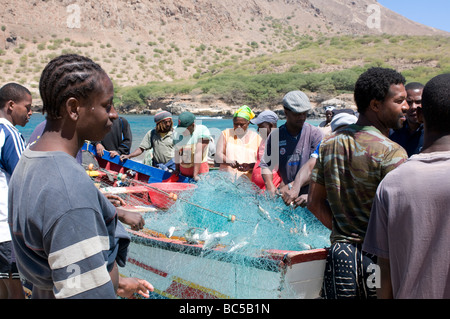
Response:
[308,68,409,299]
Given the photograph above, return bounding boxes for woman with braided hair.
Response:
[8,54,153,299]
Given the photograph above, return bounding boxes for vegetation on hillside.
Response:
[114,34,450,109]
[0,24,448,109]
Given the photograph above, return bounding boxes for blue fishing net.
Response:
[114,171,332,299]
[143,171,330,254]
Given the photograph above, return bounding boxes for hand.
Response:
[265,184,278,199]
[105,194,126,207]
[120,154,129,162]
[117,208,145,230]
[96,144,106,157]
[237,163,252,172]
[280,185,298,206]
[109,150,120,158]
[192,175,201,182]
[294,194,308,208]
[229,161,238,169]
[116,277,154,299]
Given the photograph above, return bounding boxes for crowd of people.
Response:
[0,53,449,299]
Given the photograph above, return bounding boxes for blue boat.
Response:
[82,142,191,184]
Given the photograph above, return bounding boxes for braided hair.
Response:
[39,54,107,120]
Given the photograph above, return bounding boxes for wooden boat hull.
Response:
[121,229,327,299]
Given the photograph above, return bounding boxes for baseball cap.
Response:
[177,111,196,128]
[331,113,358,132]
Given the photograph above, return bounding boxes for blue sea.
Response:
[21,113,321,160]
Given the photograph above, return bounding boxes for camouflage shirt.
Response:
[311,124,408,244]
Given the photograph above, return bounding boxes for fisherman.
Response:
[250,110,282,190]
[0,83,32,299]
[282,111,358,208]
[363,73,450,299]
[307,67,409,299]
[8,54,153,299]
[173,111,211,181]
[120,110,175,171]
[318,106,334,137]
[93,116,132,158]
[389,82,425,156]
[216,105,262,180]
[260,91,323,202]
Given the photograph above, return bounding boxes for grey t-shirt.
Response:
[139,129,175,165]
[9,149,121,299]
[363,151,450,299]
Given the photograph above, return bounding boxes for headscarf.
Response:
[233,105,255,121]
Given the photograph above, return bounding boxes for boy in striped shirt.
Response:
[0,83,32,299]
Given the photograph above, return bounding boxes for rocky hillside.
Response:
[0,0,447,114]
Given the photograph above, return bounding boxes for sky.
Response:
[377,0,450,32]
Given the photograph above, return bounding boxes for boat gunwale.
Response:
[127,228,328,274]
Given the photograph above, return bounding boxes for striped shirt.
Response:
[0,118,26,243]
[311,124,408,244]
[9,149,118,298]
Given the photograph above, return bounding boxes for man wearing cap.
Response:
[330,112,358,132]
[120,110,175,170]
[250,110,281,190]
[174,112,211,181]
[259,91,323,200]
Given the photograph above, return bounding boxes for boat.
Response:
[82,142,328,299]
[122,232,328,299]
[82,142,191,184]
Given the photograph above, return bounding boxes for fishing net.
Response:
[85,162,331,299]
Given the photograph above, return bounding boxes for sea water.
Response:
[22,113,321,153]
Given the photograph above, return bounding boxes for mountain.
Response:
[0,0,448,111]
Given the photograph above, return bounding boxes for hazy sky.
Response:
[377,0,450,32]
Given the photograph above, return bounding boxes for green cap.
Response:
[178,111,196,128]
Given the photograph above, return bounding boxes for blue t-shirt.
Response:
[260,123,323,189]
[389,122,424,157]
